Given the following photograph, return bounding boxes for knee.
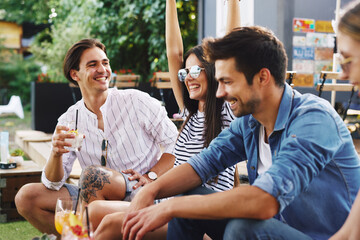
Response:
[95,212,125,239]
[88,200,110,229]
[80,166,124,203]
[88,201,103,223]
[15,183,40,215]
[79,165,110,189]
[80,165,98,185]
[102,212,124,228]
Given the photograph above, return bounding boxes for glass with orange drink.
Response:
[55,196,81,235]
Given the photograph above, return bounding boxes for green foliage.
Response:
[0,47,41,109]
[92,0,198,80]
[10,148,24,156]
[0,0,59,24]
[2,0,197,83]
[30,0,97,82]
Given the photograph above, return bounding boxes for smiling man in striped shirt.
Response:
[15,38,178,236]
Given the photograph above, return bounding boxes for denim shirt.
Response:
[188,83,360,239]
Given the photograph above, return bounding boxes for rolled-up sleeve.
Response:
[253,108,343,212]
[41,171,67,191]
[188,121,247,183]
[136,92,178,155]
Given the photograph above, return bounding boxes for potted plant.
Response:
[9,148,25,166]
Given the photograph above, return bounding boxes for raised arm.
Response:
[225,0,241,34]
[166,0,185,111]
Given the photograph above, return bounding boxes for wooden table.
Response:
[0,160,42,222]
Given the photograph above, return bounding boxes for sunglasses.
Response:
[101,139,108,166]
[178,65,205,82]
[338,54,354,73]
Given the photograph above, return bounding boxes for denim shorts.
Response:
[64,183,79,198]
[121,172,142,201]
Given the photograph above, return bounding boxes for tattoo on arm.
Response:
[79,165,111,203]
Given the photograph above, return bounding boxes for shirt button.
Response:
[251,166,255,170]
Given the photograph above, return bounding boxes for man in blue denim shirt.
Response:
[122,26,360,240]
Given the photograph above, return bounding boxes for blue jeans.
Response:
[167,187,313,240]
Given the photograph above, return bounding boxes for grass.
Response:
[0,110,32,149]
[0,221,41,240]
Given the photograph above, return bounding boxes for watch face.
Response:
[148,171,157,180]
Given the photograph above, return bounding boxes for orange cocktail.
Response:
[61,212,93,239]
[55,209,71,234]
[55,196,81,235]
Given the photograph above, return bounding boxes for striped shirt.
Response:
[174,102,236,192]
[42,88,178,190]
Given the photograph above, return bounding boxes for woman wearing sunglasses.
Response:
[91,1,242,239]
[330,1,360,239]
[168,0,241,193]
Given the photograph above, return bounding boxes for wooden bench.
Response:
[110,74,140,89]
[316,71,357,120]
[316,71,355,94]
[152,72,171,89]
[0,160,42,222]
[316,71,356,97]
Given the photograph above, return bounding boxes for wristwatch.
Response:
[146,171,158,181]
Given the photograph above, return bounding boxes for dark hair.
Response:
[63,39,107,86]
[339,0,360,41]
[180,45,224,148]
[203,26,288,87]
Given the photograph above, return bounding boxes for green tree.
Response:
[0,47,41,108]
[0,0,58,24]
[30,0,97,82]
[94,0,197,79]
[1,0,198,82]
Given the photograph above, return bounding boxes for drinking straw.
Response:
[75,109,79,130]
[85,206,90,237]
[74,188,81,214]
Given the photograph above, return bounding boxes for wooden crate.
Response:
[0,160,42,222]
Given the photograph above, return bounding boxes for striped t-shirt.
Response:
[174,102,235,192]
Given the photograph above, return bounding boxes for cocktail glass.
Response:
[61,222,94,240]
[55,196,81,235]
[63,121,84,151]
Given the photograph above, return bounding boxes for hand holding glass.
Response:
[63,121,84,151]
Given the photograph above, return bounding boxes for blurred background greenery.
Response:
[0,0,198,109]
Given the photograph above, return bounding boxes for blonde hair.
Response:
[339,0,360,41]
